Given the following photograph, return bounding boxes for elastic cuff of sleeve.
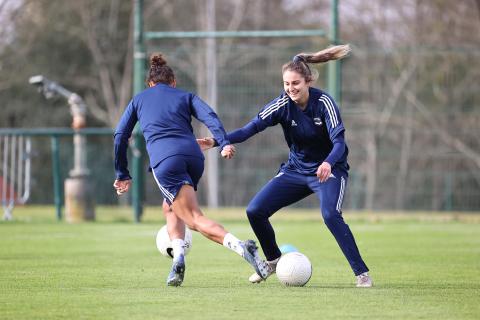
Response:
[323,159,335,167]
[218,140,231,150]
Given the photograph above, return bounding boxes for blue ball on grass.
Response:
[279,244,298,254]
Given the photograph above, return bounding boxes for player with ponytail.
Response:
[201,44,373,287]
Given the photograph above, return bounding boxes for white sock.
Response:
[171,239,185,260]
[222,233,244,257]
[267,258,280,271]
[268,258,280,266]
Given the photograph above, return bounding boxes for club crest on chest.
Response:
[313,117,322,126]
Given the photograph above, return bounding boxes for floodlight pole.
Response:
[28,75,95,222]
[68,93,89,177]
[64,93,95,222]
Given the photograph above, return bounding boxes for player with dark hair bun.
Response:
[146,54,175,86]
[113,53,269,286]
[200,45,373,288]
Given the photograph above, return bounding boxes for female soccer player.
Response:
[113,53,268,287]
[200,45,372,287]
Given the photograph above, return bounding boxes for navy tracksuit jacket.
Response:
[227,87,369,275]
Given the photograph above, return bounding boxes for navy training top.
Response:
[227,87,349,175]
[114,83,230,180]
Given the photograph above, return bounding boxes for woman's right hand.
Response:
[316,162,332,183]
[113,179,132,195]
[196,137,215,151]
[221,144,236,159]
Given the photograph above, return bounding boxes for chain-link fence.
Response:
[4,42,479,212]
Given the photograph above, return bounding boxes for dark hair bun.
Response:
[150,54,167,67]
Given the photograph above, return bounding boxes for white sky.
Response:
[0,0,23,47]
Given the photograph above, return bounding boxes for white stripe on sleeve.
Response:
[259,96,289,119]
[319,95,339,128]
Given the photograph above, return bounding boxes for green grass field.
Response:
[1,207,479,319]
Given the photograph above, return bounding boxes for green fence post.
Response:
[328,0,341,102]
[132,0,146,222]
[51,135,62,220]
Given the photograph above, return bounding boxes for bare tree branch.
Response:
[406,91,480,183]
[472,0,480,24]
[108,0,120,39]
[0,0,8,14]
[116,2,134,125]
[377,58,417,136]
[84,92,110,125]
[76,2,119,126]
[218,0,246,67]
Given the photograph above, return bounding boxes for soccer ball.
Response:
[276,252,312,287]
[155,225,192,258]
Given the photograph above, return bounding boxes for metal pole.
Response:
[2,136,12,220]
[145,30,327,39]
[28,76,94,222]
[132,0,146,222]
[19,137,31,204]
[51,136,62,220]
[17,136,23,202]
[69,94,89,177]
[205,0,219,208]
[328,0,341,102]
[7,136,16,216]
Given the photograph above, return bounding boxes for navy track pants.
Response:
[246,166,369,276]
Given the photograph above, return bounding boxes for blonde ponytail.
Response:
[295,44,351,64]
[284,44,351,82]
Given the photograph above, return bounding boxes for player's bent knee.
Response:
[322,209,343,226]
[246,203,269,220]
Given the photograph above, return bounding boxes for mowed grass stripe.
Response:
[0,208,479,319]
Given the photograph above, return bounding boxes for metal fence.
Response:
[1,135,31,219]
[1,45,479,214]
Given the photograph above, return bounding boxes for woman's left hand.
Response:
[196,137,215,151]
[316,162,332,183]
[221,144,236,159]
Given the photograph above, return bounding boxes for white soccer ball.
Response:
[155,225,192,258]
[276,252,312,287]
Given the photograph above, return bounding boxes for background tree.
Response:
[0,0,478,210]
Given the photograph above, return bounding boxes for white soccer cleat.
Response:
[249,258,278,283]
[240,240,270,279]
[166,254,185,287]
[356,272,373,288]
